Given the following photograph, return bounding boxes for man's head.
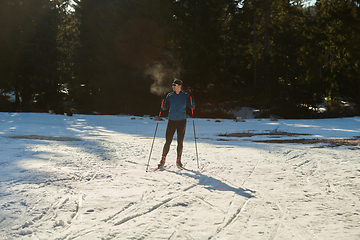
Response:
[172,79,182,93]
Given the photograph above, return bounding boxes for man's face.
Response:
[172,84,181,92]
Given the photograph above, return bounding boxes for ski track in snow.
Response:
[0,113,359,239]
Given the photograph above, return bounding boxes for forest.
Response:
[0,0,359,118]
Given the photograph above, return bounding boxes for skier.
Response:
[158,79,194,169]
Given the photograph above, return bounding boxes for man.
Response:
[158,79,194,169]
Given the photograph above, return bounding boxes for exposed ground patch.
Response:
[253,138,360,148]
[219,130,311,138]
[8,135,82,142]
[218,131,360,148]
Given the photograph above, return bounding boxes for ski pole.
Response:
[189,89,199,169]
[146,94,166,172]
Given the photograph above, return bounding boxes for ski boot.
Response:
[158,156,166,169]
[176,157,183,168]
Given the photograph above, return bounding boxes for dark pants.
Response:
[162,120,186,159]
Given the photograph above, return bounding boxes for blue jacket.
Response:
[162,91,194,121]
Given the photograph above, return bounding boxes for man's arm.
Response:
[162,93,170,110]
[187,93,195,110]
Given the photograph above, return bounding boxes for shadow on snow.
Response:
[168,169,256,199]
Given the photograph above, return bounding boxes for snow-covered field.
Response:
[0,112,359,240]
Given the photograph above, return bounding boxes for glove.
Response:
[188,87,193,96]
[162,92,167,100]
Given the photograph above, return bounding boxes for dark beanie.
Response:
[172,79,183,85]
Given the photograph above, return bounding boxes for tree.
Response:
[170,0,233,102]
[73,0,174,115]
[0,0,72,112]
[314,0,360,112]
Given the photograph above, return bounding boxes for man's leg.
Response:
[176,120,186,166]
[159,121,176,167]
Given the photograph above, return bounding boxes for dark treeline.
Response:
[0,0,359,118]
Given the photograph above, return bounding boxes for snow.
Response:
[0,112,359,240]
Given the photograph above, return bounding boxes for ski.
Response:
[148,165,194,172]
[148,165,170,172]
[177,166,193,171]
